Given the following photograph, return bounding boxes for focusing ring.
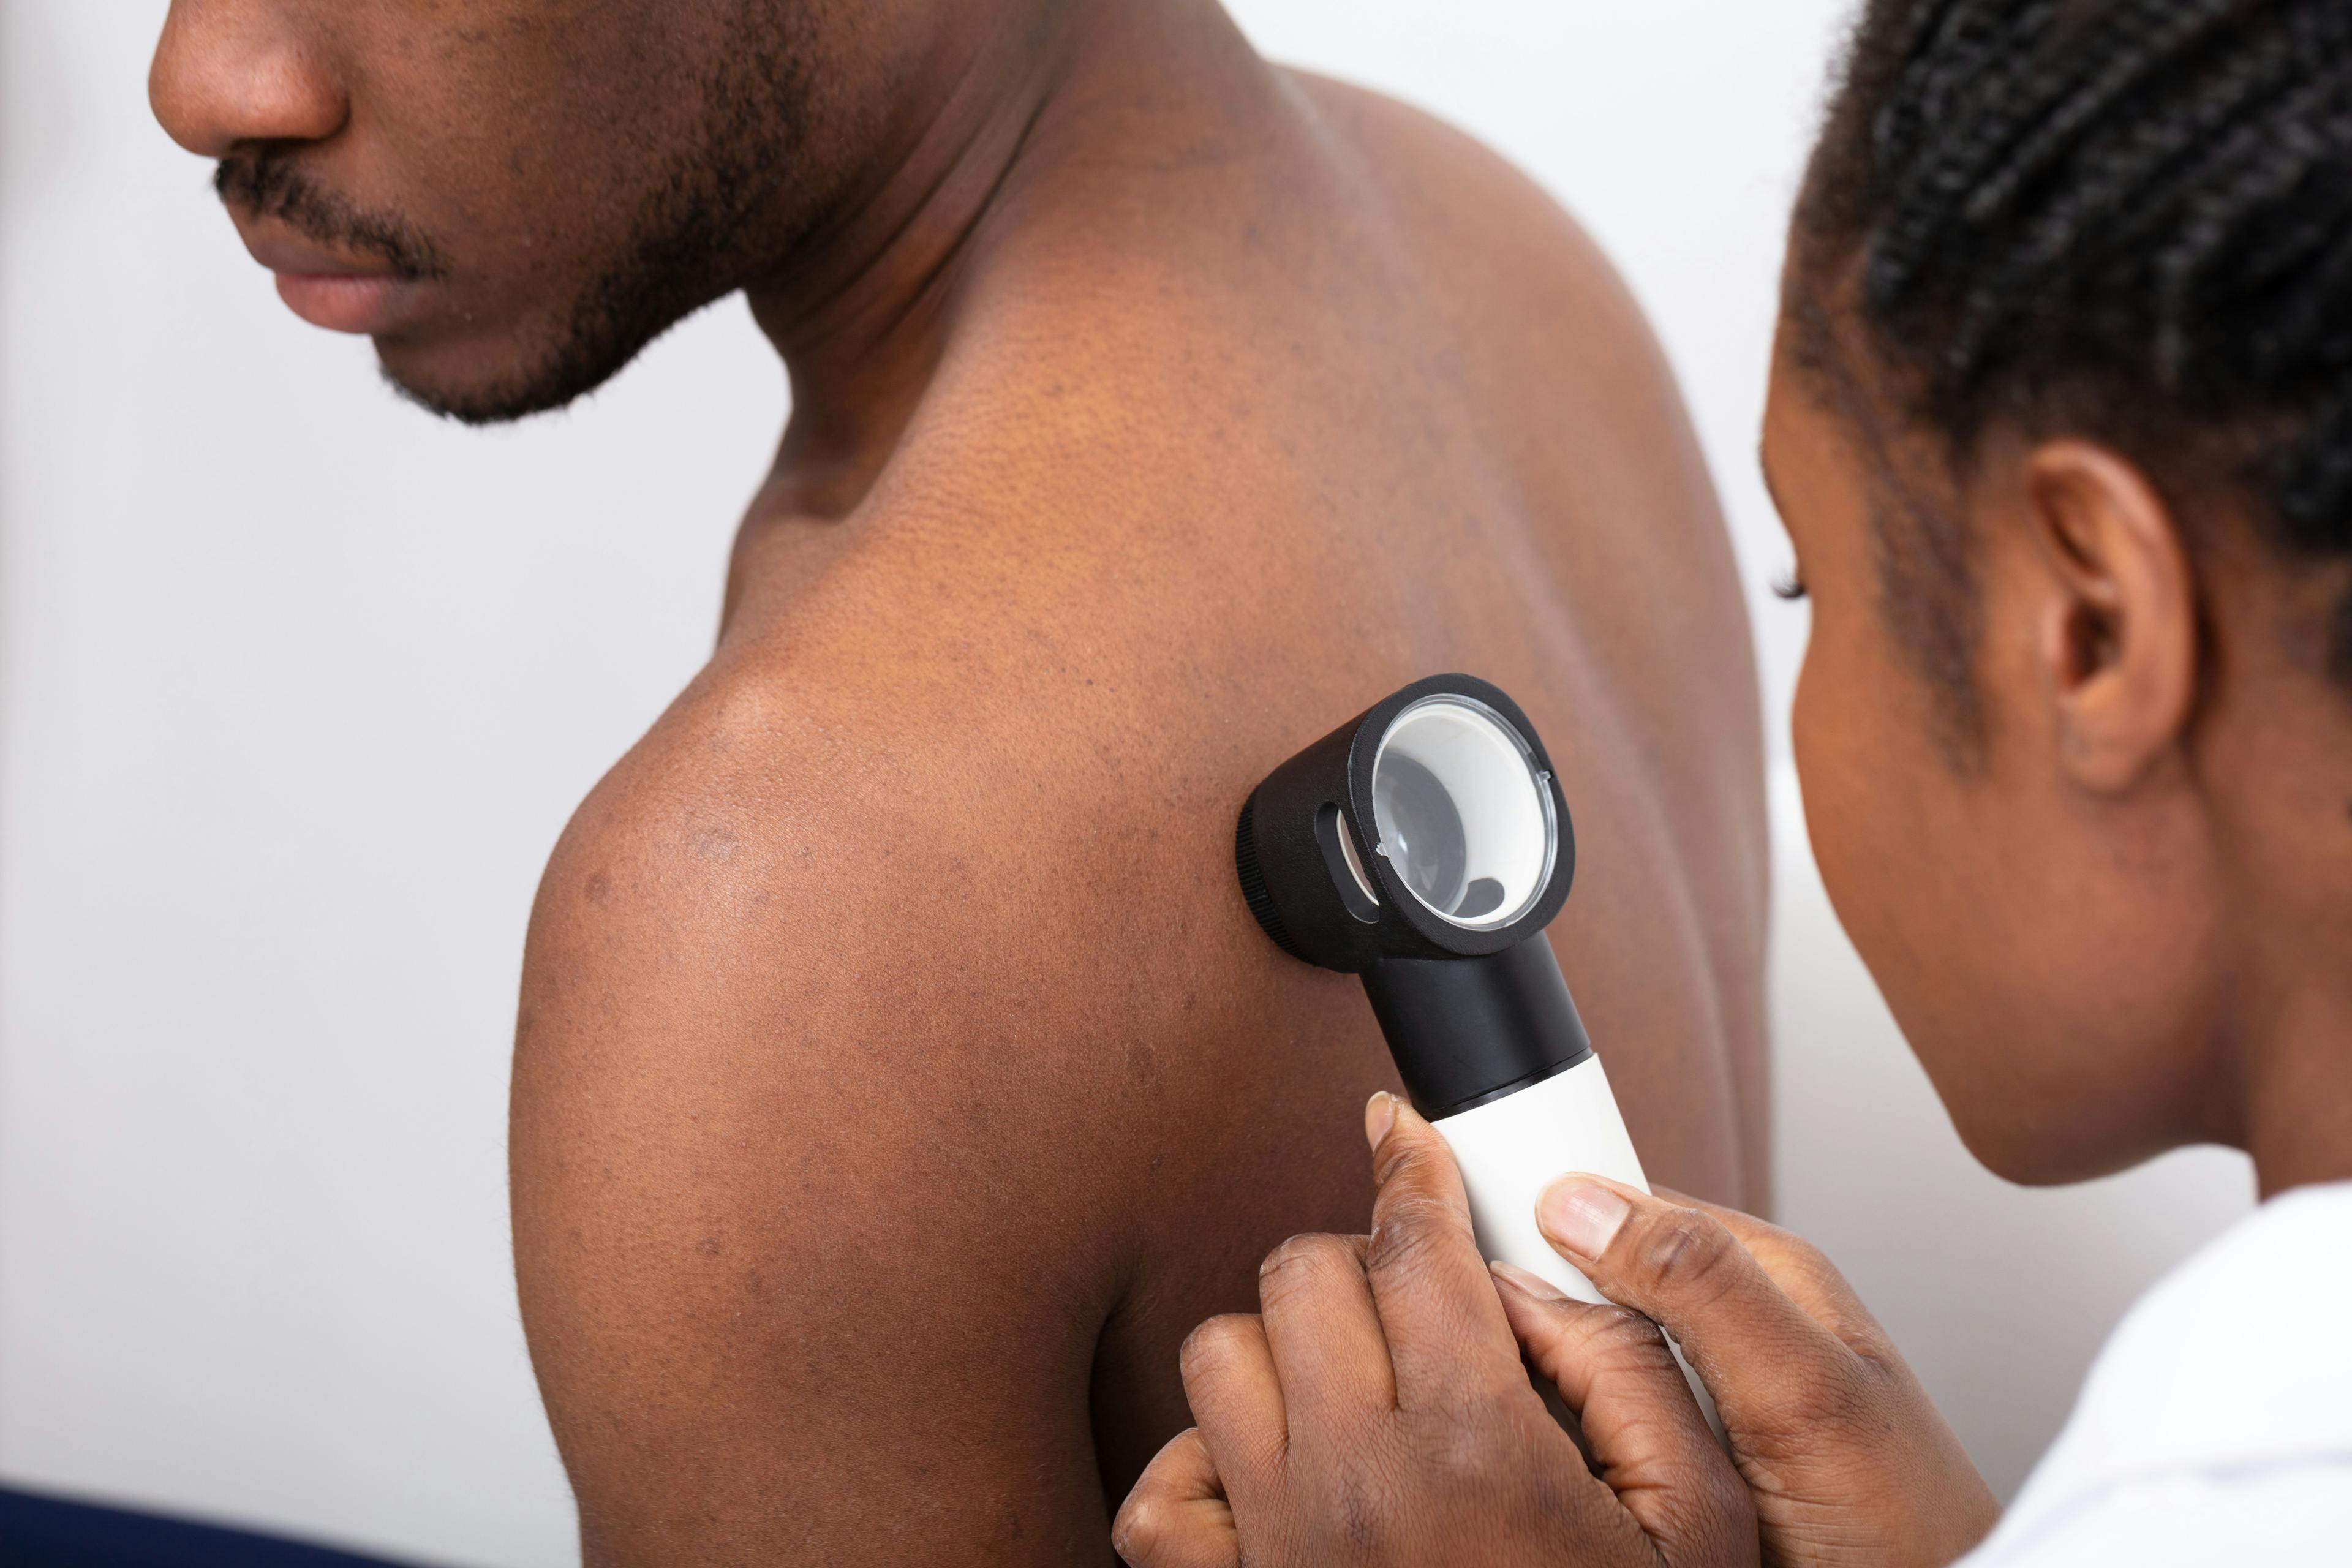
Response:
[1234,791,1308,962]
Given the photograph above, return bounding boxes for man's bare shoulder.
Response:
[515,625,1219,1142]
[1261,69,1733,562]
[1281,70,1642,320]
[511,530,1314,1276]
[507,627,1245,1554]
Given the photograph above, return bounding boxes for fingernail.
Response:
[1364,1091,1398,1148]
[1490,1259,1570,1303]
[1538,1178,1631,1260]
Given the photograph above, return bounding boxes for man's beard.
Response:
[215,9,812,427]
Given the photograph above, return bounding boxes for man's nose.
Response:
[149,1,345,159]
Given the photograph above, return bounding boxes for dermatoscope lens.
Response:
[1369,695,1558,929]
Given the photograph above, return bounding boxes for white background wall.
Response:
[0,4,2252,1565]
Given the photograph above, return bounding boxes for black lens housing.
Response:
[1235,673,1575,971]
[1236,674,1594,1120]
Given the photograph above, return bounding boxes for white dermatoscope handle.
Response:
[1431,1055,1725,1442]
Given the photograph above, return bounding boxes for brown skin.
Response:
[1774,288,2352,1194]
[1114,1102,1986,1568]
[151,2,1768,1562]
[1117,247,2352,1561]
[1117,1098,1760,1568]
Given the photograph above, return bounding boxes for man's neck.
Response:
[742,0,1272,518]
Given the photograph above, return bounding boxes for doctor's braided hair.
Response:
[1795,0,2352,725]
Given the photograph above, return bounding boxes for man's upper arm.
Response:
[509,682,1128,1565]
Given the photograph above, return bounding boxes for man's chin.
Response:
[368,260,733,424]
[377,366,550,426]
[372,325,643,426]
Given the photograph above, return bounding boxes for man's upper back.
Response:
[510,40,1765,1567]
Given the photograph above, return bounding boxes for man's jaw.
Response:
[208,149,738,424]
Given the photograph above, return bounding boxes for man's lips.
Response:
[236,219,426,336]
[273,272,417,334]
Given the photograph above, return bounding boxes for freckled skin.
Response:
[152,2,1766,1561]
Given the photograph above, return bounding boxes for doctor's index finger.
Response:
[1255,1230,1398,1424]
[1361,1093,1531,1409]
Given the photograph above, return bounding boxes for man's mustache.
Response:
[214,152,445,280]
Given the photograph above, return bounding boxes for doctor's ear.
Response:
[2013,440,2199,793]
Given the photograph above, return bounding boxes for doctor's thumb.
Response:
[1534,1177,2003,1566]
[1532,1175,1845,1427]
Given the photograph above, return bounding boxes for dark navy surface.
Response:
[0,1487,420,1568]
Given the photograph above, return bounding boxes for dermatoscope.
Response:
[1235,673,1720,1433]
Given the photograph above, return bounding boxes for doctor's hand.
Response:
[1512,1175,2000,1568]
[1112,1095,1758,1568]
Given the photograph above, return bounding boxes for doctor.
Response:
[1114,1,2352,1563]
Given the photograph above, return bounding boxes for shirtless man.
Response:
[151,1,1767,1559]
